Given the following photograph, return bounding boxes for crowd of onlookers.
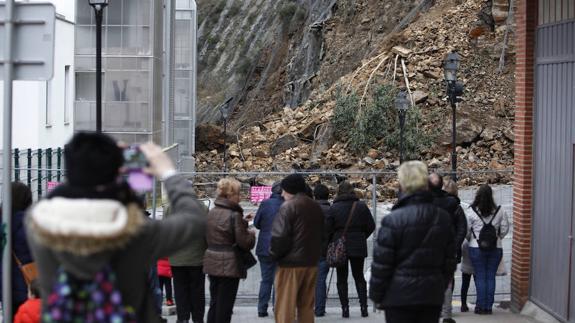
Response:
[1,132,509,323]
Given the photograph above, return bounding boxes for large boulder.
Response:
[196,124,235,151]
[270,135,300,157]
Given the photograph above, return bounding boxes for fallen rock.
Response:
[270,135,300,157]
[392,46,412,58]
[412,90,429,104]
[196,124,235,151]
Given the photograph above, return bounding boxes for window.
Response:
[45,81,52,127]
[64,65,71,124]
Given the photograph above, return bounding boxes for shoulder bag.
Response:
[12,252,38,286]
[326,202,357,268]
[230,212,257,277]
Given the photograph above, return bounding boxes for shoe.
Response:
[315,312,326,317]
[474,307,487,315]
[486,309,493,314]
[361,306,369,317]
[258,312,268,318]
[461,304,469,312]
[443,319,456,323]
[166,299,174,306]
[342,307,350,318]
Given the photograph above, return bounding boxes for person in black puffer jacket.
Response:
[327,181,375,318]
[370,161,455,323]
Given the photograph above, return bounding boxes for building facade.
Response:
[0,0,75,150]
[513,1,575,322]
[74,0,164,144]
[74,0,197,170]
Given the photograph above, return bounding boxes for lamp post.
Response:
[219,97,233,173]
[395,91,410,164]
[443,51,465,181]
[88,0,109,133]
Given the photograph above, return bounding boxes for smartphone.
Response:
[123,146,153,192]
[123,146,148,171]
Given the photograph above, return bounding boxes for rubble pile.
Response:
[195,0,515,196]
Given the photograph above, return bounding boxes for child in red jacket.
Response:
[157,258,174,306]
[14,280,41,323]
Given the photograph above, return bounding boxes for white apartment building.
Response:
[0,0,76,150]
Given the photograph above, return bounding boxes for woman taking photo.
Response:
[327,181,375,318]
[204,178,255,323]
[467,184,509,315]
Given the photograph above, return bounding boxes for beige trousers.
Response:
[274,266,318,323]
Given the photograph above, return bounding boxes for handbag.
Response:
[326,202,357,268]
[230,212,257,276]
[12,252,38,285]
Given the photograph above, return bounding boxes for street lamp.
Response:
[443,51,465,181]
[395,91,410,164]
[219,97,233,173]
[88,0,109,133]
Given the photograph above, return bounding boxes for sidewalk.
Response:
[166,306,541,323]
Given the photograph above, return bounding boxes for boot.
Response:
[357,279,369,318]
[342,306,350,318]
[337,280,349,318]
[361,306,369,317]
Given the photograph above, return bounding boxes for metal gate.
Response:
[531,18,575,322]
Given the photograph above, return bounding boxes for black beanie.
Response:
[281,174,307,195]
[64,132,124,187]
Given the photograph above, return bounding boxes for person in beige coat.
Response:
[203,178,255,323]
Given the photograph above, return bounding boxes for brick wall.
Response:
[511,0,537,312]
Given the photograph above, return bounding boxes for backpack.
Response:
[472,206,501,251]
[326,202,357,268]
[43,265,136,323]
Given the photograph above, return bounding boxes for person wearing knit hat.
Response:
[64,132,124,187]
[26,136,209,322]
[280,174,307,195]
[270,174,324,323]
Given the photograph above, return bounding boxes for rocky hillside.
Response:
[195,0,515,194]
[196,0,420,124]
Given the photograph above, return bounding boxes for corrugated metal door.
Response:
[531,18,575,322]
[571,145,575,322]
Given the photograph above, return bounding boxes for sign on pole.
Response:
[0,2,55,80]
[1,2,54,322]
[250,186,272,204]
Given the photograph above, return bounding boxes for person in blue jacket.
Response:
[0,182,33,318]
[253,182,284,317]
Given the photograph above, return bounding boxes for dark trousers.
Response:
[159,276,173,301]
[314,258,330,315]
[469,247,502,310]
[461,273,473,305]
[207,276,240,323]
[257,256,277,314]
[385,306,442,323]
[336,257,367,308]
[172,266,206,323]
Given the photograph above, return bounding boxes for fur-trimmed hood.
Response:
[28,198,145,256]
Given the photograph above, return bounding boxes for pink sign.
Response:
[47,181,60,192]
[250,186,272,204]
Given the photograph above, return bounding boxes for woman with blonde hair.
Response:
[204,178,255,323]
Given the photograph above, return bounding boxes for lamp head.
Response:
[443,51,460,82]
[219,97,234,120]
[88,0,109,9]
[395,91,410,112]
